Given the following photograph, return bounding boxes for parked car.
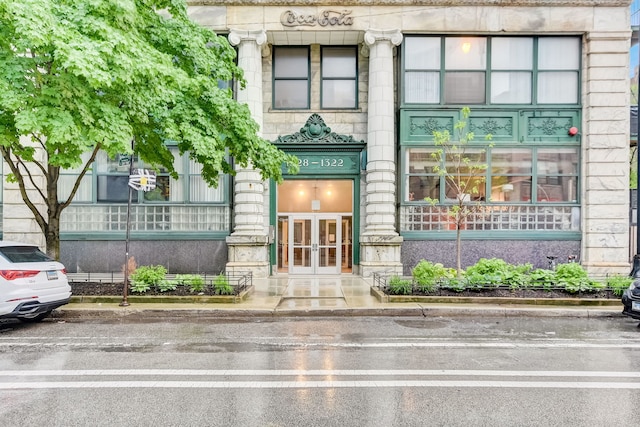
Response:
[0,241,71,322]
[621,279,640,321]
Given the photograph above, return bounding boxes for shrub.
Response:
[527,268,556,291]
[214,274,234,295]
[388,276,413,295]
[442,278,466,292]
[463,258,532,289]
[607,275,633,297]
[130,265,167,293]
[412,260,453,293]
[554,262,601,293]
[174,274,206,293]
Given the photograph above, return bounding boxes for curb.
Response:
[55,304,623,320]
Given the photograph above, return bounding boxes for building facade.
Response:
[2,0,632,278]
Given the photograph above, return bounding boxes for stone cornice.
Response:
[188,0,631,7]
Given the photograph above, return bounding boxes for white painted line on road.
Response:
[0,369,639,378]
[0,380,638,390]
[2,341,640,349]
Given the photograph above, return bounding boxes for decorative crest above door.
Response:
[275,114,365,146]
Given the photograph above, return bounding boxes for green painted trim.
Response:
[60,232,229,241]
[269,173,361,271]
[401,231,581,240]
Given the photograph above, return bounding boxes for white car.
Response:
[0,241,71,322]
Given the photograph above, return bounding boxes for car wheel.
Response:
[18,311,52,323]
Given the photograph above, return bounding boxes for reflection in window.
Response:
[403,35,580,105]
[405,147,578,205]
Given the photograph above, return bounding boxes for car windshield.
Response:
[0,246,53,263]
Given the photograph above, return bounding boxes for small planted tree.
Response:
[425,107,493,276]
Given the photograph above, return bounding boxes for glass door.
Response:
[316,216,340,275]
[284,214,343,275]
[291,216,313,274]
[276,179,353,274]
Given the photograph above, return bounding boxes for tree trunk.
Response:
[456,214,462,277]
[45,202,61,260]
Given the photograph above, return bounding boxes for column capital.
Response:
[228,29,267,47]
[364,29,403,47]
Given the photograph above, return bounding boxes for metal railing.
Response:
[68,271,252,297]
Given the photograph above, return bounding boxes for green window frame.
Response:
[404,146,579,205]
[402,36,581,107]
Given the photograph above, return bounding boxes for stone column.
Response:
[360,29,404,277]
[226,29,270,277]
[581,31,631,277]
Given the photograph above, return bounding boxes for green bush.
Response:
[554,262,602,293]
[528,268,556,291]
[388,276,413,295]
[214,274,234,295]
[130,265,167,293]
[412,260,453,293]
[441,278,466,292]
[463,258,532,289]
[174,274,206,292]
[607,275,633,297]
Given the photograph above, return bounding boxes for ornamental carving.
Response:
[409,117,453,135]
[469,118,513,136]
[528,117,574,136]
[275,114,364,145]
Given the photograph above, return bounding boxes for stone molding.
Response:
[228,29,267,46]
[188,0,630,7]
[228,29,270,56]
[364,29,403,47]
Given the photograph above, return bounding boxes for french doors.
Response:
[278,214,352,275]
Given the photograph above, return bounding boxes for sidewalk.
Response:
[57,275,625,319]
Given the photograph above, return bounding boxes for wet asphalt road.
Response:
[0,315,639,426]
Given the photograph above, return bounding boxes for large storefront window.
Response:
[402,146,579,232]
[58,148,230,234]
[403,36,580,106]
[405,147,578,204]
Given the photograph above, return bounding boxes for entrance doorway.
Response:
[277,180,353,274]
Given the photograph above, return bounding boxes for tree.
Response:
[426,107,492,276]
[0,0,298,259]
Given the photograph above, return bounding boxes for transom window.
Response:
[403,36,581,105]
[273,45,358,110]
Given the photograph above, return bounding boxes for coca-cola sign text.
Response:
[281,10,354,27]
